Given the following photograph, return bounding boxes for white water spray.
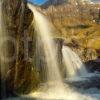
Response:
[62,46,88,77]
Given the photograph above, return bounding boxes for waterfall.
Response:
[26,3,95,100]
[28,3,67,99]
[62,46,88,77]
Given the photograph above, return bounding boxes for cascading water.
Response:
[62,46,88,77]
[28,3,67,99]
[27,4,96,100]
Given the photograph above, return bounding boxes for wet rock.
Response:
[85,57,100,72]
[54,37,65,77]
[54,38,64,65]
[0,0,39,97]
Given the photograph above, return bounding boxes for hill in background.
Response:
[40,1,100,61]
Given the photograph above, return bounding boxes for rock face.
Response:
[54,38,65,77]
[0,0,39,97]
[1,0,32,71]
[34,36,47,82]
[85,57,100,72]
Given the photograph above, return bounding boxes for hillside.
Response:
[40,2,100,61]
[42,0,92,8]
[42,0,67,8]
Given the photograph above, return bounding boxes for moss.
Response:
[13,61,40,94]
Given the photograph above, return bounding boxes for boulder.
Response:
[85,57,100,72]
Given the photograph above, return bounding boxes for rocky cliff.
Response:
[41,2,100,61]
[0,0,39,97]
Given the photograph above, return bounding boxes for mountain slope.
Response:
[41,2,100,60]
[42,0,68,8]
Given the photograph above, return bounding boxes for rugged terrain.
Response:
[0,0,100,98]
[40,2,100,61]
